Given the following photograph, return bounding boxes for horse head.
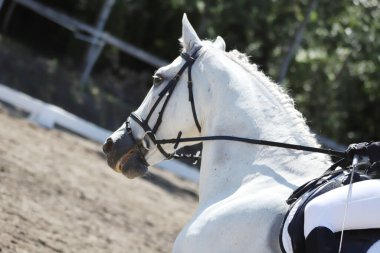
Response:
[103,14,225,178]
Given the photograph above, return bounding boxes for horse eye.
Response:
[152,74,164,86]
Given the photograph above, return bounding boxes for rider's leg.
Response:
[304,180,380,252]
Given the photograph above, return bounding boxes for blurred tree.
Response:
[285,0,380,144]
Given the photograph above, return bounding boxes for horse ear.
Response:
[180,13,201,52]
[213,36,226,51]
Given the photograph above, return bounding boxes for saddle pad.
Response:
[280,175,344,253]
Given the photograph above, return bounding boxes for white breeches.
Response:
[304,179,380,238]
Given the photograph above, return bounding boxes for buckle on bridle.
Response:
[181,52,195,63]
[174,131,182,150]
[126,120,133,134]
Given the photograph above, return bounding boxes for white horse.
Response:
[103,14,380,253]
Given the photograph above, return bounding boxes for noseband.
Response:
[127,48,203,162]
[126,47,347,165]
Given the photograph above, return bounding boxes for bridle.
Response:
[126,46,346,166]
[127,48,203,163]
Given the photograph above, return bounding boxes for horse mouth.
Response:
[115,149,135,173]
[115,149,148,179]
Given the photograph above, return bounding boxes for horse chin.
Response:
[116,150,148,179]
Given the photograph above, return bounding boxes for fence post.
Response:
[80,0,116,87]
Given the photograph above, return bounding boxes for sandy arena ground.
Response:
[0,105,198,253]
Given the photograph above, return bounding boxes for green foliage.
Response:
[285,0,380,143]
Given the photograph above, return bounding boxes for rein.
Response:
[157,135,346,158]
[127,47,347,165]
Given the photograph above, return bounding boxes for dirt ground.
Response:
[0,105,198,253]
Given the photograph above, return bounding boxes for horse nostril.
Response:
[102,138,114,154]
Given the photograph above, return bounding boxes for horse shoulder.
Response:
[173,187,287,253]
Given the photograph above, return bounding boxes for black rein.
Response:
[157,135,346,158]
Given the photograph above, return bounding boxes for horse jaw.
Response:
[181,14,201,52]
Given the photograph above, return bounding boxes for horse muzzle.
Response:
[102,128,148,179]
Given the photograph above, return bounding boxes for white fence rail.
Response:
[0,84,110,142]
[0,84,199,182]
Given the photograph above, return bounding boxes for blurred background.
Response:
[0,0,378,145]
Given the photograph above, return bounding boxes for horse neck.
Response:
[197,52,332,205]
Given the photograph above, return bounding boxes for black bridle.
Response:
[127,47,346,165]
[127,49,202,161]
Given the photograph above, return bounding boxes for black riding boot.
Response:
[305,226,338,253]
